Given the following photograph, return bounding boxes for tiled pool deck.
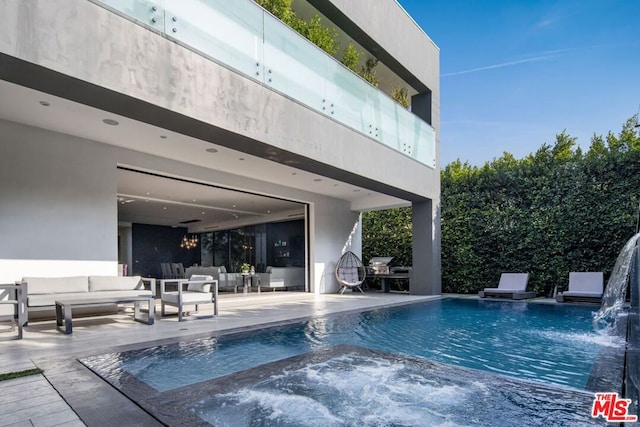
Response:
[0,292,447,426]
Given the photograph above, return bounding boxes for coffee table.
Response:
[55,295,155,334]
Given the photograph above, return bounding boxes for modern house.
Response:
[0,0,440,295]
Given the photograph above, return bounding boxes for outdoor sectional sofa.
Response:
[18,275,155,324]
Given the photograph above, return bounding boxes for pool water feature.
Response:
[594,231,640,330]
[81,299,623,425]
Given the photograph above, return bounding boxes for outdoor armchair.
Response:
[160,275,218,321]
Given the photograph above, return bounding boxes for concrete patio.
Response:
[0,292,437,426]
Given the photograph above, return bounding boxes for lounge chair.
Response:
[478,273,535,300]
[555,272,603,303]
[336,251,366,294]
[160,275,218,321]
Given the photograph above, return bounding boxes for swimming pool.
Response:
[81,298,622,425]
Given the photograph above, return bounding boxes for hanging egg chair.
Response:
[335,251,366,294]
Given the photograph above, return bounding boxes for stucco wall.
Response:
[310,202,362,293]
[0,119,118,280]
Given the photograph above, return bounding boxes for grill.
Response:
[367,257,412,276]
[366,257,412,292]
[367,257,394,275]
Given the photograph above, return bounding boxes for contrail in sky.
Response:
[441,54,557,77]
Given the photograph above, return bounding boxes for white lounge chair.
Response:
[478,273,535,300]
[160,275,218,321]
[555,272,603,303]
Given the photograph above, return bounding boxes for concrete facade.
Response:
[0,0,441,294]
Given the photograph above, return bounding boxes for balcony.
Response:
[93,0,436,168]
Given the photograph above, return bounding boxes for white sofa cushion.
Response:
[89,276,143,292]
[28,290,152,307]
[84,290,153,299]
[162,292,212,304]
[28,292,90,307]
[187,275,213,293]
[23,276,89,295]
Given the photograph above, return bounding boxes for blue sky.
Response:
[396,0,640,166]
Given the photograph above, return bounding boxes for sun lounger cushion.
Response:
[479,273,534,299]
[497,273,529,290]
[561,291,602,298]
[567,272,603,294]
[555,272,603,303]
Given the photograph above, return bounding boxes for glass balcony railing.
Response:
[94,0,436,168]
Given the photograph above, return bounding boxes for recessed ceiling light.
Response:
[232,205,236,208]
[102,118,119,126]
[202,211,205,215]
[313,178,322,182]
[39,101,50,107]
[192,199,197,202]
[146,192,151,195]
[267,210,271,213]
[206,148,218,153]
[160,135,167,139]
[163,206,167,210]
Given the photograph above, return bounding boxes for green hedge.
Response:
[364,116,640,295]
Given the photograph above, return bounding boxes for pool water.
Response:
[85,299,623,392]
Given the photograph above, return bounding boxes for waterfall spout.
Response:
[593,232,640,331]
